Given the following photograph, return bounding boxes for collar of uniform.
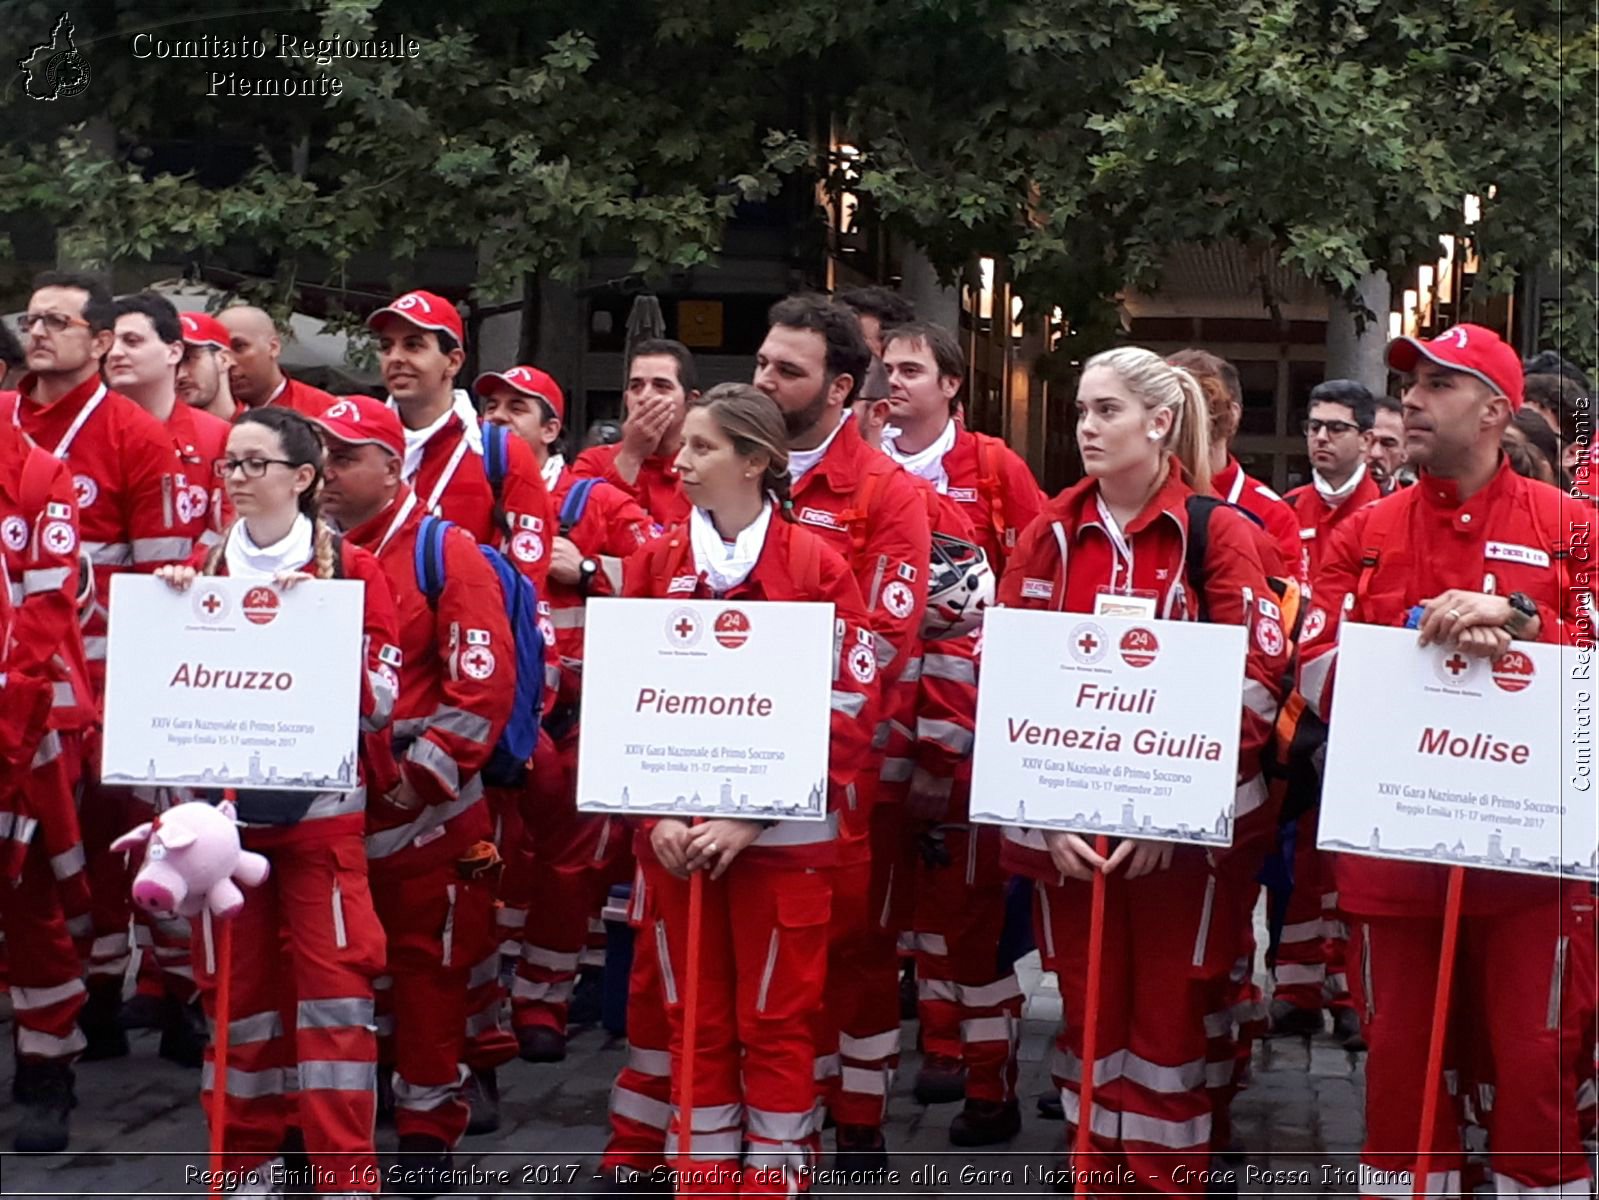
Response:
[809,413,869,489]
[1059,455,1191,541]
[1417,456,1515,532]
[1212,456,1241,499]
[164,395,198,456]
[17,370,103,417]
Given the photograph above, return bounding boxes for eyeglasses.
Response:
[215,457,298,479]
[16,312,91,335]
[1302,418,1361,437]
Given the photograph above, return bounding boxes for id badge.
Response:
[1094,588,1157,618]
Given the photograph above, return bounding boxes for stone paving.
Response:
[0,942,1368,1199]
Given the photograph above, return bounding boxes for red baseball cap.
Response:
[1387,323,1524,411]
[473,365,565,422]
[366,290,465,347]
[313,395,405,459]
[178,312,230,351]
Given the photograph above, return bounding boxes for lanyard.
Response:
[422,436,472,515]
[375,490,419,557]
[1225,468,1244,505]
[21,382,108,459]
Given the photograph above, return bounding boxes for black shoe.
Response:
[387,1133,454,1198]
[117,992,166,1031]
[279,1129,315,1197]
[517,1024,567,1063]
[949,1098,1021,1147]
[899,961,918,1021]
[13,1060,75,1152]
[833,1124,888,1175]
[376,1067,395,1129]
[568,966,604,1028]
[463,1067,500,1136]
[1036,1090,1064,1121]
[912,1053,966,1105]
[1331,1007,1366,1051]
[78,982,129,1061]
[157,996,208,1068]
[1266,999,1325,1039]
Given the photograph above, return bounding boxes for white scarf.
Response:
[225,513,314,579]
[541,452,566,493]
[1313,460,1368,507]
[396,389,482,481]
[883,419,957,494]
[690,502,773,595]
[788,413,848,484]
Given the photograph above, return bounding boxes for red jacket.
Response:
[941,424,1046,574]
[545,466,656,711]
[572,442,691,529]
[192,525,401,828]
[13,376,200,695]
[167,401,233,550]
[1213,456,1299,574]
[405,411,556,590]
[344,487,515,870]
[1283,469,1382,592]
[238,374,337,421]
[622,514,880,868]
[996,460,1289,881]
[0,419,94,733]
[1298,460,1592,917]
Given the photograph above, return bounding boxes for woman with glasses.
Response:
[996,348,1288,1195]
[155,406,401,1198]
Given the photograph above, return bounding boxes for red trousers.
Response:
[79,756,136,990]
[513,729,626,1036]
[603,865,673,1175]
[651,857,832,1198]
[817,806,906,1128]
[1042,856,1236,1196]
[1347,903,1592,1197]
[461,785,525,1073]
[193,815,384,1193]
[371,861,496,1147]
[1272,810,1350,1012]
[912,823,1022,1104]
[6,838,87,1063]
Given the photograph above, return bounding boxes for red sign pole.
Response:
[678,863,706,1168]
[208,915,234,1197]
[1074,836,1112,1199]
[1410,865,1465,1200]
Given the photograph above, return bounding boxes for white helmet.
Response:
[922,533,994,639]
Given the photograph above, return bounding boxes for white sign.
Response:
[577,598,834,819]
[102,576,364,792]
[970,609,1247,846]
[1319,623,1598,881]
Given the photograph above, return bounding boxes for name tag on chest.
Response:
[1093,589,1157,618]
[1485,541,1550,569]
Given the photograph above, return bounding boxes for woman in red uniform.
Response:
[997,348,1288,1195]
[622,383,878,1198]
[156,407,399,1197]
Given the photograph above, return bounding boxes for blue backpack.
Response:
[559,477,602,536]
[414,514,543,788]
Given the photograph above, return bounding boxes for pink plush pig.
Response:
[112,800,270,919]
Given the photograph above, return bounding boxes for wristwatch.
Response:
[1504,592,1539,637]
[578,557,600,596]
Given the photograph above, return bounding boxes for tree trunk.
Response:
[1324,270,1391,395]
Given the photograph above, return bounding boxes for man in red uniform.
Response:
[0,414,95,1150]
[1299,324,1593,1198]
[368,290,557,1100]
[572,339,697,529]
[878,321,1045,1143]
[217,305,336,418]
[176,311,238,424]
[316,396,515,1192]
[480,365,652,1063]
[754,294,932,1166]
[12,272,200,1055]
[1168,348,1300,571]
[1271,380,1383,1047]
[105,293,230,1054]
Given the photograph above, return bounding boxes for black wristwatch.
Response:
[578,557,600,596]
[1504,592,1539,637]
